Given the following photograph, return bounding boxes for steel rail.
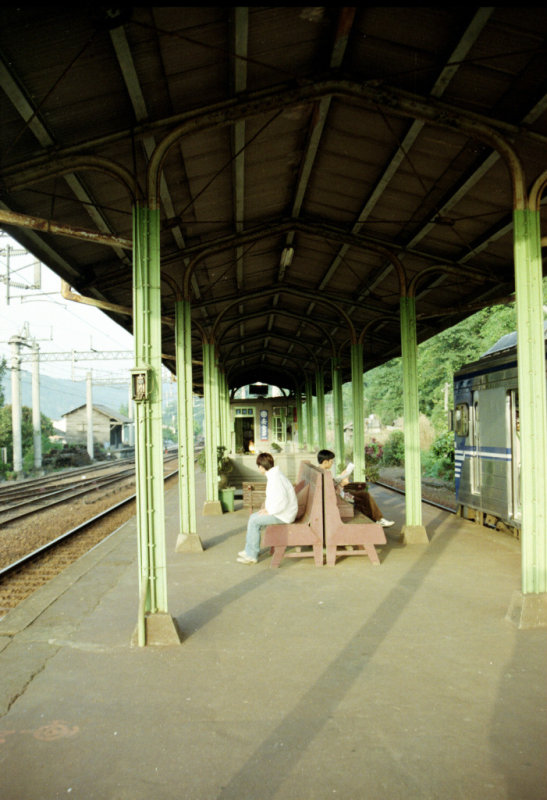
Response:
[0,458,136,499]
[0,470,137,521]
[0,456,179,521]
[0,468,179,581]
[374,479,456,515]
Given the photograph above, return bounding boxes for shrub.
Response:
[422,431,455,482]
[381,430,405,466]
[364,439,383,482]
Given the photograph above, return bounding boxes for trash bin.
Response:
[219,487,235,513]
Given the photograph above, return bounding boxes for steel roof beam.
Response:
[0,51,130,266]
[231,7,248,293]
[109,22,202,302]
[211,307,335,352]
[277,7,356,281]
[3,70,545,187]
[222,332,319,363]
[325,9,493,317]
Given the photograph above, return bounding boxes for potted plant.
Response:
[217,446,235,511]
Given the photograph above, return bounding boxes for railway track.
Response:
[0,460,179,617]
[0,456,135,502]
[374,479,457,514]
[0,456,177,525]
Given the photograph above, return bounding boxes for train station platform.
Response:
[1,472,546,800]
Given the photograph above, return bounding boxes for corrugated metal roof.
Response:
[1,7,546,394]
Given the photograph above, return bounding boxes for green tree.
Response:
[364,358,404,425]
[417,302,517,430]
[381,430,405,466]
[0,405,55,471]
[362,296,527,433]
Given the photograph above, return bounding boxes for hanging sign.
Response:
[259,409,269,441]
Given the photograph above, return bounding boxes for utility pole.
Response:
[86,371,94,461]
[31,341,42,471]
[0,237,41,304]
[9,335,24,476]
[7,327,44,477]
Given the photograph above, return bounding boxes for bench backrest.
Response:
[322,469,345,531]
[294,461,324,535]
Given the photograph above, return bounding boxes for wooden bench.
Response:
[243,481,266,511]
[336,490,355,520]
[323,471,386,566]
[262,461,324,568]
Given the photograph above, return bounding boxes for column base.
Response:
[402,524,429,544]
[131,613,182,647]
[175,532,204,552]
[506,591,547,629]
[203,500,223,515]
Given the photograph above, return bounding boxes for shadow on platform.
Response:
[0,473,545,800]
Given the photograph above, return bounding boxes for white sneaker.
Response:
[237,553,258,564]
[379,517,395,527]
[238,550,248,558]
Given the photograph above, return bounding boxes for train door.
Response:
[469,391,481,494]
[508,389,521,520]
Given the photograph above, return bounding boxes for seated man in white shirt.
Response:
[237,452,298,564]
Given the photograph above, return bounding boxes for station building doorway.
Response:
[234,408,256,453]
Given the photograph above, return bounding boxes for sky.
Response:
[0,233,136,383]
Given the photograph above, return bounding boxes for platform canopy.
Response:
[1,7,546,393]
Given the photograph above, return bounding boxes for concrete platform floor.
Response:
[0,473,546,800]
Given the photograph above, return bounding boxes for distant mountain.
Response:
[2,370,130,421]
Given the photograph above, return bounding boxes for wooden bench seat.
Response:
[262,461,324,568]
[336,491,355,519]
[323,471,386,566]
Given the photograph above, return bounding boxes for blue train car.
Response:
[452,325,547,537]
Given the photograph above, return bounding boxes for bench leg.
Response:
[326,543,381,566]
[364,544,381,565]
[313,544,324,567]
[270,546,287,568]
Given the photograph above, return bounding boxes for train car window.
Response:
[454,403,469,436]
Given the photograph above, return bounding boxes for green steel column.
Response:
[223,373,229,449]
[133,205,179,646]
[174,298,202,552]
[218,370,226,450]
[351,343,365,481]
[295,389,303,448]
[213,357,223,452]
[316,368,327,449]
[227,381,232,450]
[221,372,231,451]
[400,296,428,543]
[332,357,345,473]
[513,209,547,602]
[202,341,222,514]
[305,374,314,451]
